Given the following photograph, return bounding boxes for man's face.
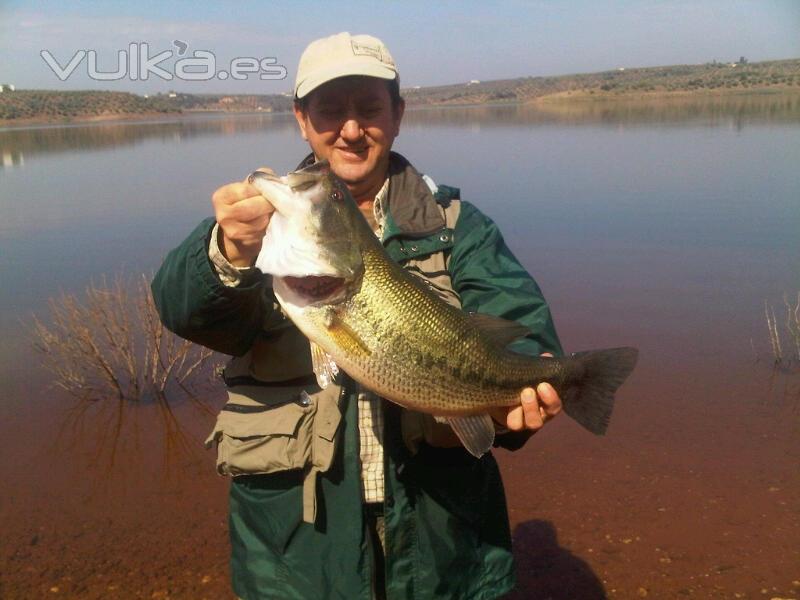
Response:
[293,76,404,194]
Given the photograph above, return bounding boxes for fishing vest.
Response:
[205,161,464,523]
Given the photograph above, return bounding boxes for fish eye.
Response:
[331,188,343,201]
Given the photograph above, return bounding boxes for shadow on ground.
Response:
[505,520,607,600]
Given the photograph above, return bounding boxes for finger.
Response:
[216,203,271,242]
[219,195,274,222]
[219,219,271,245]
[541,352,553,358]
[537,382,562,418]
[217,217,270,245]
[505,405,525,431]
[521,387,544,430]
[212,182,263,207]
[249,168,278,213]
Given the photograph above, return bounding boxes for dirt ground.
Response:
[1,354,798,600]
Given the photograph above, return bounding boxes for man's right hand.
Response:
[212,168,276,268]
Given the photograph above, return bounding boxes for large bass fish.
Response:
[250,162,637,457]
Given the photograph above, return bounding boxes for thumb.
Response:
[243,166,276,182]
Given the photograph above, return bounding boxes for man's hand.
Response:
[212,167,276,268]
[489,353,563,432]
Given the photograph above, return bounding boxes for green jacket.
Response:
[151,153,562,600]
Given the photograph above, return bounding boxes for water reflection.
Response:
[0,112,298,162]
[404,92,800,128]
[1,148,24,168]
[1,94,797,163]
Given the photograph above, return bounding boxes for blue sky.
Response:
[1,0,798,94]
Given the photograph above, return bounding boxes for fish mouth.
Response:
[282,275,346,302]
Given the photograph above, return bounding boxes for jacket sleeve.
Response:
[448,202,563,451]
[150,217,275,356]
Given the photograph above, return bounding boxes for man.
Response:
[152,32,563,600]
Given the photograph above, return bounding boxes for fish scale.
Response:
[250,162,638,455]
[300,242,570,415]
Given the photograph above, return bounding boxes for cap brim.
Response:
[295,61,397,99]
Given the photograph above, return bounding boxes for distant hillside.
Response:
[159,92,294,113]
[403,58,800,105]
[1,58,798,125]
[0,90,180,122]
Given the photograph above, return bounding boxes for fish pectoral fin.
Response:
[467,312,532,348]
[443,414,496,458]
[325,312,371,358]
[310,342,339,389]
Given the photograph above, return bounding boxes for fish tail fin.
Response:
[562,347,638,435]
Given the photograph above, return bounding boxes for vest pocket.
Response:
[206,399,314,476]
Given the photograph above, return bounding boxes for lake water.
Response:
[1,95,799,599]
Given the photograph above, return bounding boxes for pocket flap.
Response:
[217,402,309,439]
[313,385,342,441]
[315,410,341,442]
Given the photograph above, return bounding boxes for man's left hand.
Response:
[488,353,562,432]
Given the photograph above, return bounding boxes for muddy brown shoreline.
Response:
[1,355,797,599]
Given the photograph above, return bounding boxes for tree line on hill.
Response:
[2,58,798,123]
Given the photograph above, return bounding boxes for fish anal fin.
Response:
[310,341,339,388]
[444,414,496,458]
[467,312,531,348]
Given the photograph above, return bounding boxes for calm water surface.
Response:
[1,97,798,364]
[1,95,798,598]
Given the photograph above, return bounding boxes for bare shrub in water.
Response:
[32,274,217,402]
[31,274,222,469]
[764,291,800,366]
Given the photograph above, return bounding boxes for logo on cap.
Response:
[351,40,393,66]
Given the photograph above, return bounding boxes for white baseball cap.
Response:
[294,32,398,99]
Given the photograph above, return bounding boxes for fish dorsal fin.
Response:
[310,342,339,389]
[467,312,531,348]
[443,414,496,458]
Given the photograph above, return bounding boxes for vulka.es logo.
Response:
[40,40,288,82]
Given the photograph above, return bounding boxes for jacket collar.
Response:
[295,151,445,240]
